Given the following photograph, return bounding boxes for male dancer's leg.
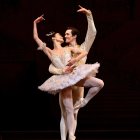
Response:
[72,86,84,134]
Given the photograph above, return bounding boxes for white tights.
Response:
[74,77,104,109]
[60,116,67,140]
[60,107,79,140]
[63,98,75,140]
[60,77,104,140]
[60,95,80,140]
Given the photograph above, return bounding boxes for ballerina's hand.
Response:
[34,14,45,23]
[77,5,91,16]
[67,58,77,66]
[62,65,76,74]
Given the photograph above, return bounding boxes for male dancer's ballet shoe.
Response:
[69,135,76,140]
[74,98,87,110]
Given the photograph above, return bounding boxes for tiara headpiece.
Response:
[46,31,55,36]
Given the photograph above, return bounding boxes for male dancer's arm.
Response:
[79,6,97,53]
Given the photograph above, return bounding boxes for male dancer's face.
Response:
[65,29,76,44]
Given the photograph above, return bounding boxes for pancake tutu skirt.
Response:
[38,62,100,95]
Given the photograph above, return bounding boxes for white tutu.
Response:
[38,62,100,95]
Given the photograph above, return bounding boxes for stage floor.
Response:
[1,130,140,140]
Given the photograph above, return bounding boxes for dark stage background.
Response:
[0,0,140,138]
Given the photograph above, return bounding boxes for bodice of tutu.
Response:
[51,48,72,69]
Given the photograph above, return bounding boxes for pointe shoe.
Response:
[69,135,76,140]
[74,98,86,111]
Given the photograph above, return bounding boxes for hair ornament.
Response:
[46,31,55,36]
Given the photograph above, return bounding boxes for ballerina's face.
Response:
[54,33,64,43]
